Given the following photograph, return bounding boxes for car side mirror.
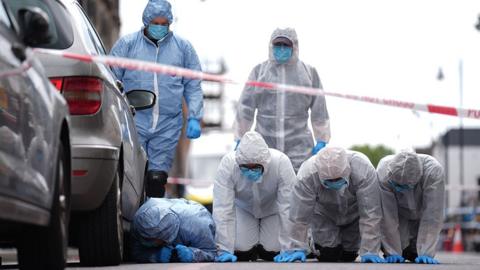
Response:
[126,90,156,111]
[18,7,51,46]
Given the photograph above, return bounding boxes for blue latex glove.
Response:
[415,255,439,264]
[311,141,326,155]
[175,244,194,262]
[361,254,386,263]
[155,246,173,263]
[273,251,306,263]
[215,251,237,262]
[385,254,405,263]
[186,119,201,139]
[234,140,240,150]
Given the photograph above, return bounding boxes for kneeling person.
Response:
[276,147,385,263]
[378,151,445,264]
[213,131,296,262]
[131,198,216,263]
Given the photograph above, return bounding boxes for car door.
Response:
[0,0,55,209]
[72,2,146,219]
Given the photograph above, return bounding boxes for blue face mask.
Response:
[389,180,415,193]
[147,24,169,40]
[240,167,263,182]
[322,178,348,190]
[273,45,293,64]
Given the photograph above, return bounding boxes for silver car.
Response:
[0,2,71,269]
[3,0,153,266]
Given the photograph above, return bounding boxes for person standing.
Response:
[234,28,330,171]
[110,0,203,197]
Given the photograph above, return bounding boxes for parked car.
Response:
[0,1,72,269]
[2,0,153,266]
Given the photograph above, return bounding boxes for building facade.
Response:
[78,0,120,51]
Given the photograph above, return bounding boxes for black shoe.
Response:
[146,170,168,198]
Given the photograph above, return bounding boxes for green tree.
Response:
[350,144,395,168]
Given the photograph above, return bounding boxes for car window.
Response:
[0,2,12,28]
[3,0,73,49]
[70,2,106,56]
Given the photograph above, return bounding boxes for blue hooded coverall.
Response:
[131,198,216,262]
[110,0,203,172]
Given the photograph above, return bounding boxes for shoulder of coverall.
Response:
[346,150,377,186]
[110,31,140,55]
[417,154,445,187]
[375,154,395,190]
[296,154,319,181]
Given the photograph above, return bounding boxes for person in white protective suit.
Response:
[377,151,445,264]
[233,27,330,172]
[213,131,296,262]
[275,146,385,263]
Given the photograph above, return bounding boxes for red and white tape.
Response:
[34,48,480,120]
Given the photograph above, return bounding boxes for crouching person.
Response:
[213,131,296,262]
[131,198,216,263]
[275,147,385,263]
[378,151,445,264]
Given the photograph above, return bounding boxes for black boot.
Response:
[316,244,343,262]
[256,244,277,261]
[146,170,168,198]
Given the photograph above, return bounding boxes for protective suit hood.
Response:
[235,131,271,169]
[133,200,180,244]
[142,0,173,26]
[269,28,299,64]
[387,151,423,185]
[315,146,351,180]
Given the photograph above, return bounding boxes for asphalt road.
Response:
[1,251,480,270]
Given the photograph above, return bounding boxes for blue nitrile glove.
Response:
[415,255,439,264]
[361,254,386,263]
[215,251,237,262]
[273,250,306,263]
[234,140,240,150]
[175,244,194,262]
[312,141,327,155]
[385,254,405,263]
[186,119,201,139]
[155,246,173,263]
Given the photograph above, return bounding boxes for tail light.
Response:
[50,76,103,115]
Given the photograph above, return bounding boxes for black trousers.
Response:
[234,244,277,262]
[314,244,358,262]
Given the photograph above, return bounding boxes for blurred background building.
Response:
[78,0,120,51]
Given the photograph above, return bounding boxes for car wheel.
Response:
[78,169,123,266]
[17,143,70,270]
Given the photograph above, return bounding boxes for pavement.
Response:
[1,250,480,270]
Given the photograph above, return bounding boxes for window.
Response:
[71,2,106,56]
[0,2,12,28]
[3,0,73,49]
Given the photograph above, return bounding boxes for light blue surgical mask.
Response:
[389,180,415,193]
[322,178,348,191]
[147,24,169,40]
[240,167,263,182]
[273,45,292,64]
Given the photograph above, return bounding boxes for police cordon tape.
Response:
[33,48,480,120]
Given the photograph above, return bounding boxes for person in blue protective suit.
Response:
[213,131,296,262]
[275,147,385,263]
[110,0,203,198]
[377,151,445,264]
[131,198,216,263]
[233,28,330,172]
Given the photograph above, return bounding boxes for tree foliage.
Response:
[350,144,395,167]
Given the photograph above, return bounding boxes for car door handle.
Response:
[11,43,26,62]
